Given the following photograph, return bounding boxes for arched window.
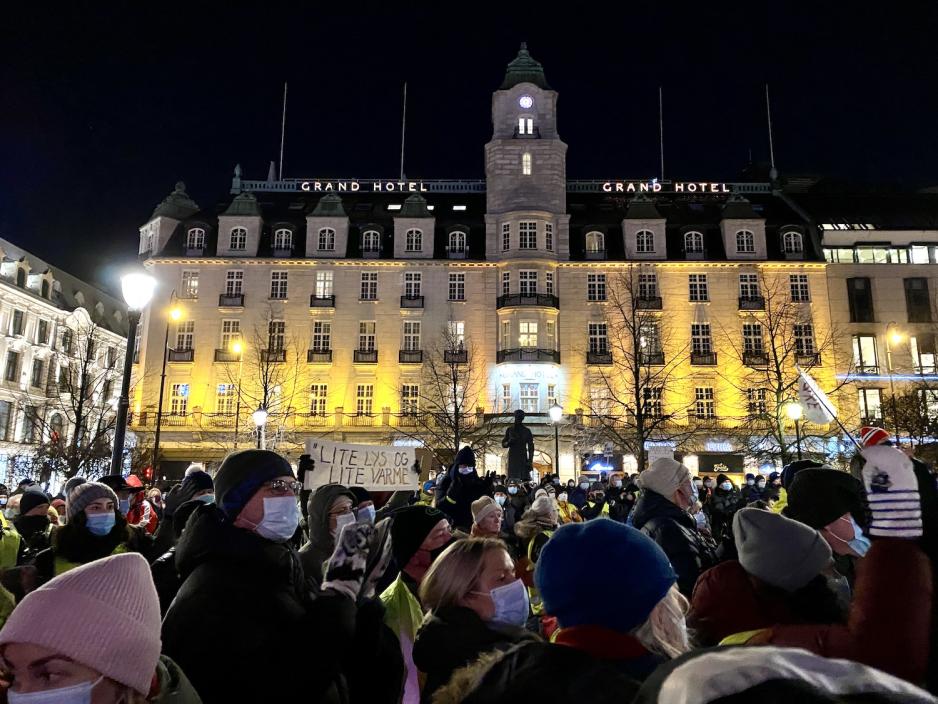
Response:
[40,280,49,299]
[187,228,205,250]
[49,414,64,443]
[736,230,755,254]
[684,231,704,254]
[783,231,804,254]
[522,152,532,176]
[405,229,422,252]
[448,231,466,253]
[274,228,293,250]
[585,231,605,253]
[15,269,25,288]
[229,227,247,250]
[318,228,335,251]
[361,230,380,253]
[636,230,655,253]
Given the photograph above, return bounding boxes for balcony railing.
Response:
[691,351,718,366]
[218,293,245,307]
[586,351,613,365]
[784,250,805,260]
[584,249,607,260]
[162,413,190,427]
[640,351,665,366]
[185,247,204,257]
[635,296,662,310]
[444,349,468,364]
[272,248,293,258]
[796,352,821,366]
[401,295,424,308]
[497,348,560,363]
[261,349,286,363]
[345,414,375,427]
[307,350,333,363]
[214,349,241,363]
[738,296,765,310]
[685,249,706,260]
[354,349,378,363]
[168,348,194,363]
[362,248,380,259]
[743,351,769,367]
[496,293,560,309]
[447,248,467,259]
[399,350,423,364]
[855,364,879,375]
[310,294,335,308]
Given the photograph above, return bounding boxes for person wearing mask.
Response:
[50,498,66,524]
[688,506,931,685]
[416,480,436,506]
[698,475,714,506]
[632,458,717,597]
[752,473,767,500]
[413,538,538,702]
[148,488,165,522]
[0,553,200,703]
[97,475,136,518]
[568,476,590,510]
[151,470,215,557]
[555,489,583,525]
[4,494,21,523]
[150,499,203,616]
[299,483,356,585]
[706,473,740,543]
[0,485,9,526]
[163,449,388,703]
[739,473,758,504]
[765,470,785,511]
[125,474,159,535]
[13,489,51,565]
[381,505,453,704]
[581,482,610,520]
[513,495,558,624]
[608,480,637,524]
[470,496,503,539]
[438,447,492,531]
[436,521,689,702]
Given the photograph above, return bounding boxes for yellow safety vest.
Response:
[0,528,21,570]
[527,530,554,615]
[53,544,127,577]
[719,628,769,646]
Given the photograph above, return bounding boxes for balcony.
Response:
[444,349,468,364]
[586,351,613,365]
[401,295,424,309]
[218,293,244,307]
[685,249,706,260]
[210,414,237,428]
[399,350,423,364]
[185,247,204,257]
[691,351,718,366]
[162,413,190,427]
[743,351,769,367]
[261,349,286,363]
[854,364,880,375]
[310,294,335,308]
[214,349,241,363]
[307,350,333,363]
[496,293,560,309]
[447,247,467,259]
[584,249,607,260]
[640,351,665,366]
[635,296,663,310]
[738,296,765,311]
[354,349,378,364]
[167,348,194,363]
[273,248,293,258]
[497,348,560,363]
[345,414,375,427]
[362,248,381,259]
[796,352,821,366]
[784,250,805,261]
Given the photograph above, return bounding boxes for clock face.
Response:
[519,95,534,109]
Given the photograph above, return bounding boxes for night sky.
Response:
[2,4,936,293]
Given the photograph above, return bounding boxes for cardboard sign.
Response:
[303,439,418,491]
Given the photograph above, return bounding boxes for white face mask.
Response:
[8,675,103,704]
[254,496,300,542]
[332,510,356,538]
[458,466,475,475]
[720,482,732,491]
[494,495,507,506]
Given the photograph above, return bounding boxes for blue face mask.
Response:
[197,494,215,504]
[118,498,130,515]
[255,496,299,542]
[86,512,115,537]
[830,515,871,557]
[8,674,103,704]
[481,578,530,627]
[355,504,376,524]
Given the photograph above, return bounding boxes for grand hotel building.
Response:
[130,46,938,479]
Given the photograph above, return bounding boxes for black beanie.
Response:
[214,449,294,519]
[780,459,824,490]
[19,488,50,516]
[348,486,372,506]
[181,470,214,496]
[453,446,475,468]
[390,505,447,567]
[786,469,866,530]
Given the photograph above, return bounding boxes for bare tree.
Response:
[580,266,697,472]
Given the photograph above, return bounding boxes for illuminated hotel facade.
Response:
[129,46,938,479]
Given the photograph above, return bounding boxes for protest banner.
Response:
[796,365,836,425]
[303,438,419,490]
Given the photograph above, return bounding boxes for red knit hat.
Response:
[859,426,890,448]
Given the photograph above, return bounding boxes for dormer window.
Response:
[362,230,380,253]
[448,231,467,254]
[522,153,532,176]
[15,269,25,288]
[783,231,804,254]
[318,228,335,251]
[40,280,49,299]
[586,231,605,254]
[405,229,422,253]
[684,231,704,254]
[518,117,534,135]
[736,230,755,254]
[636,230,655,254]
[229,227,247,250]
[187,228,205,250]
[274,228,293,251]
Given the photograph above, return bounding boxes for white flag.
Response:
[796,366,836,424]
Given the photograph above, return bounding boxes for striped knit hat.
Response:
[0,553,161,694]
[859,425,891,448]
[66,481,119,523]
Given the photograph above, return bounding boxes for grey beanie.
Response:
[63,476,86,497]
[636,457,691,498]
[67,482,119,523]
[733,508,832,592]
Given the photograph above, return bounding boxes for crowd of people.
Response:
[0,422,933,702]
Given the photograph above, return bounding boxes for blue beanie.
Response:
[535,520,676,633]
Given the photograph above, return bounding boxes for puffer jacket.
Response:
[631,489,716,596]
[299,483,356,585]
[688,539,932,685]
[162,504,356,704]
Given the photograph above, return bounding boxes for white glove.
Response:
[860,445,922,538]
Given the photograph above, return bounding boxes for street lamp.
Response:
[885,321,905,446]
[549,403,563,478]
[252,406,268,450]
[785,401,803,461]
[111,272,156,473]
[152,300,183,478]
[231,340,244,448]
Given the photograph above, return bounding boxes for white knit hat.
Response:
[636,457,691,498]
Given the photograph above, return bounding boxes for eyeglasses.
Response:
[265,479,302,496]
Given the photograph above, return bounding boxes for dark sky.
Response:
[2,3,937,293]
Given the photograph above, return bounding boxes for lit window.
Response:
[522,152,532,175]
[181,270,199,299]
[694,387,715,419]
[520,383,539,413]
[852,334,878,374]
[229,227,247,250]
[315,271,333,298]
[546,320,555,349]
[170,383,189,415]
[216,384,236,414]
[387,204,402,211]
[448,321,465,349]
[220,320,241,350]
[452,205,467,212]
[312,321,331,352]
[401,384,419,415]
[518,117,534,135]
[519,321,538,347]
[585,231,605,253]
[858,388,883,421]
[175,321,195,350]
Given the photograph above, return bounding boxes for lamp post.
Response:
[231,340,244,448]
[785,401,803,461]
[252,406,268,450]
[152,301,183,478]
[549,402,563,478]
[111,272,156,473]
[885,322,904,446]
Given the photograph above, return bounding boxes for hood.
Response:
[305,483,356,553]
[452,446,476,469]
[631,489,694,531]
[413,606,529,675]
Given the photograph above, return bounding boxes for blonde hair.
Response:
[418,537,508,612]
[632,584,691,659]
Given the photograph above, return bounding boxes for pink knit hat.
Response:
[0,553,161,695]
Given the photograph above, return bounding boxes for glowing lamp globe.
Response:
[549,403,563,423]
[121,273,156,311]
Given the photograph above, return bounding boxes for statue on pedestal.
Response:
[502,409,535,481]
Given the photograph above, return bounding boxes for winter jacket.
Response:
[688,539,932,685]
[438,469,491,531]
[631,489,717,597]
[413,605,537,702]
[127,496,159,535]
[150,546,181,616]
[556,501,583,525]
[580,498,610,520]
[739,484,763,505]
[568,487,588,510]
[13,515,52,564]
[162,504,356,704]
[706,487,740,541]
[152,655,202,703]
[299,483,356,586]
